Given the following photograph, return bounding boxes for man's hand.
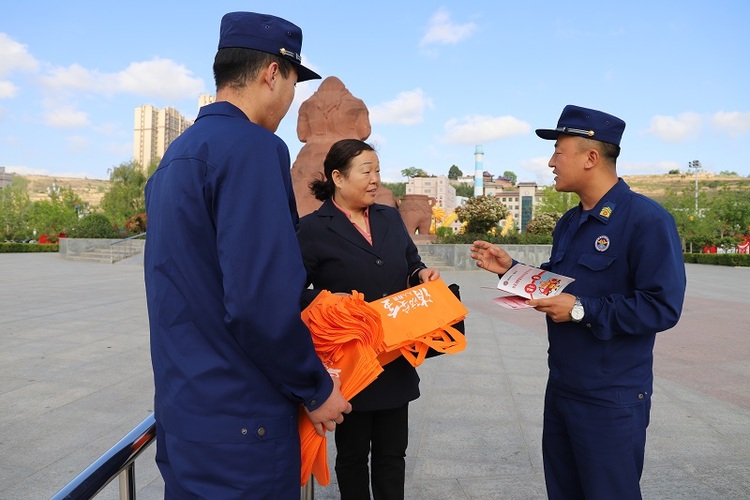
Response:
[526,293,577,323]
[305,375,352,436]
[469,240,513,275]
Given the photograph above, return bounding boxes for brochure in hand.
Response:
[493,263,575,310]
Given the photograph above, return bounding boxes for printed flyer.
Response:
[493,263,575,309]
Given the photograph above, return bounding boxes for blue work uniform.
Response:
[144,101,333,499]
[539,179,686,499]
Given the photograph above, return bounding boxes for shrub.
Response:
[69,213,120,239]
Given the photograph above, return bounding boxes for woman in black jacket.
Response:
[297,139,440,499]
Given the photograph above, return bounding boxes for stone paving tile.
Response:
[1,254,749,499]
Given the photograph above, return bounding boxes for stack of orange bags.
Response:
[299,279,468,486]
[371,278,468,367]
[299,290,385,486]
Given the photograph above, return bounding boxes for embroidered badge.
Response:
[595,235,610,252]
[599,206,613,219]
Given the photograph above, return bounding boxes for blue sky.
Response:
[2,1,749,185]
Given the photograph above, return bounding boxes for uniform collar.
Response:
[195,101,250,122]
[582,178,630,224]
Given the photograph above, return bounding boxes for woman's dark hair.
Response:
[213,48,294,91]
[310,139,376,201]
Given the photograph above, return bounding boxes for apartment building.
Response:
[405,176,457,212]
[132,105,193,170]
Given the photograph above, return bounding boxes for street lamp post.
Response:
[688,160,701,213]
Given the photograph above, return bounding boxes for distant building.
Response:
[0,166,14,189]
[198,93,216,108]
[133,105,193,171]
[406,176,457,212]
[489,182,542,232]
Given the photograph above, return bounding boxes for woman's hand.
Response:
[418,267,441,283]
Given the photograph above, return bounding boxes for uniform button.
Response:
[637,393,644,400]
[586,323,592,328]
[375,259,384,266]
[257,427,266,437]
[310,399,317,407]
[382,292,388,297]
[241,428,248,435]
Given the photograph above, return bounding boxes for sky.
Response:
[2,1,749,185]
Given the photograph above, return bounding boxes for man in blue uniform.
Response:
[471,105,686,499]
[144,12,351,498]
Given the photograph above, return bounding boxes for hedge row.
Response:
[683,252,750,267]
[0,243,60,253]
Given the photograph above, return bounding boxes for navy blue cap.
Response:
[218,12,321,82]
[536,105,626,146]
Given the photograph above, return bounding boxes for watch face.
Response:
[571,301,584,321]
[572,306,584,321]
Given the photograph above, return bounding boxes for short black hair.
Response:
[578,137,621,164]
[310,139,376,201]
[213,47,294,91]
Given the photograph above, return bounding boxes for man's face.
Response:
[548,135,587,193]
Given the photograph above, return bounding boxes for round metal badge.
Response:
[595,235,610,252]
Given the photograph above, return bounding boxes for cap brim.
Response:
[296,64,321,82]
[535,128,559,140]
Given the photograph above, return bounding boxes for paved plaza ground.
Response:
[1,253,749,499]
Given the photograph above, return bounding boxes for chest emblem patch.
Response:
[595,235,610,252]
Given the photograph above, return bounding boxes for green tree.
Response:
[30,183,82,240]
[401,167,429,178]
[502,170,517,185]
[101,161,147,228]
[448,165,463,180]
[706,188,750,239]
[661,187,716,252]
[537,186,579,214]
[455,195,509,234]
[381,182,406,198]
[1,180,32,240]
[455,184,474,198]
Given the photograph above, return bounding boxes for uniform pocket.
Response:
[577,253,616,271]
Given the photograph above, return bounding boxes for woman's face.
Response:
[334,150,381,210]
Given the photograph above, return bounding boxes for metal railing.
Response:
[50,413,156,500]
[109,232,146,264]
[50,411,316,499]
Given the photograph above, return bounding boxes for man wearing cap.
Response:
[144,12,351,498]
[471,105,686,499]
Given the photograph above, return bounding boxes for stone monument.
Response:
[291,76,395,216]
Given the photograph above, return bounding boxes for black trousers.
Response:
[334,404,409,500]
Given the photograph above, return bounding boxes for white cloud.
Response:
[443,115,530,144]
[44,105,90,128]
[39,57,204,100]
[646,112,701,143]
[712,111,750,137]
[370,88,433,126]
[420,8,477,47]
[116,58,204,99]
[0,80,18,99]
[0,33,39,77]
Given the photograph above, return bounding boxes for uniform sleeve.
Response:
[583,206,686,340]
[212,138,332,411]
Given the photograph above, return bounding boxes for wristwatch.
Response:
[571,297,584,323]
